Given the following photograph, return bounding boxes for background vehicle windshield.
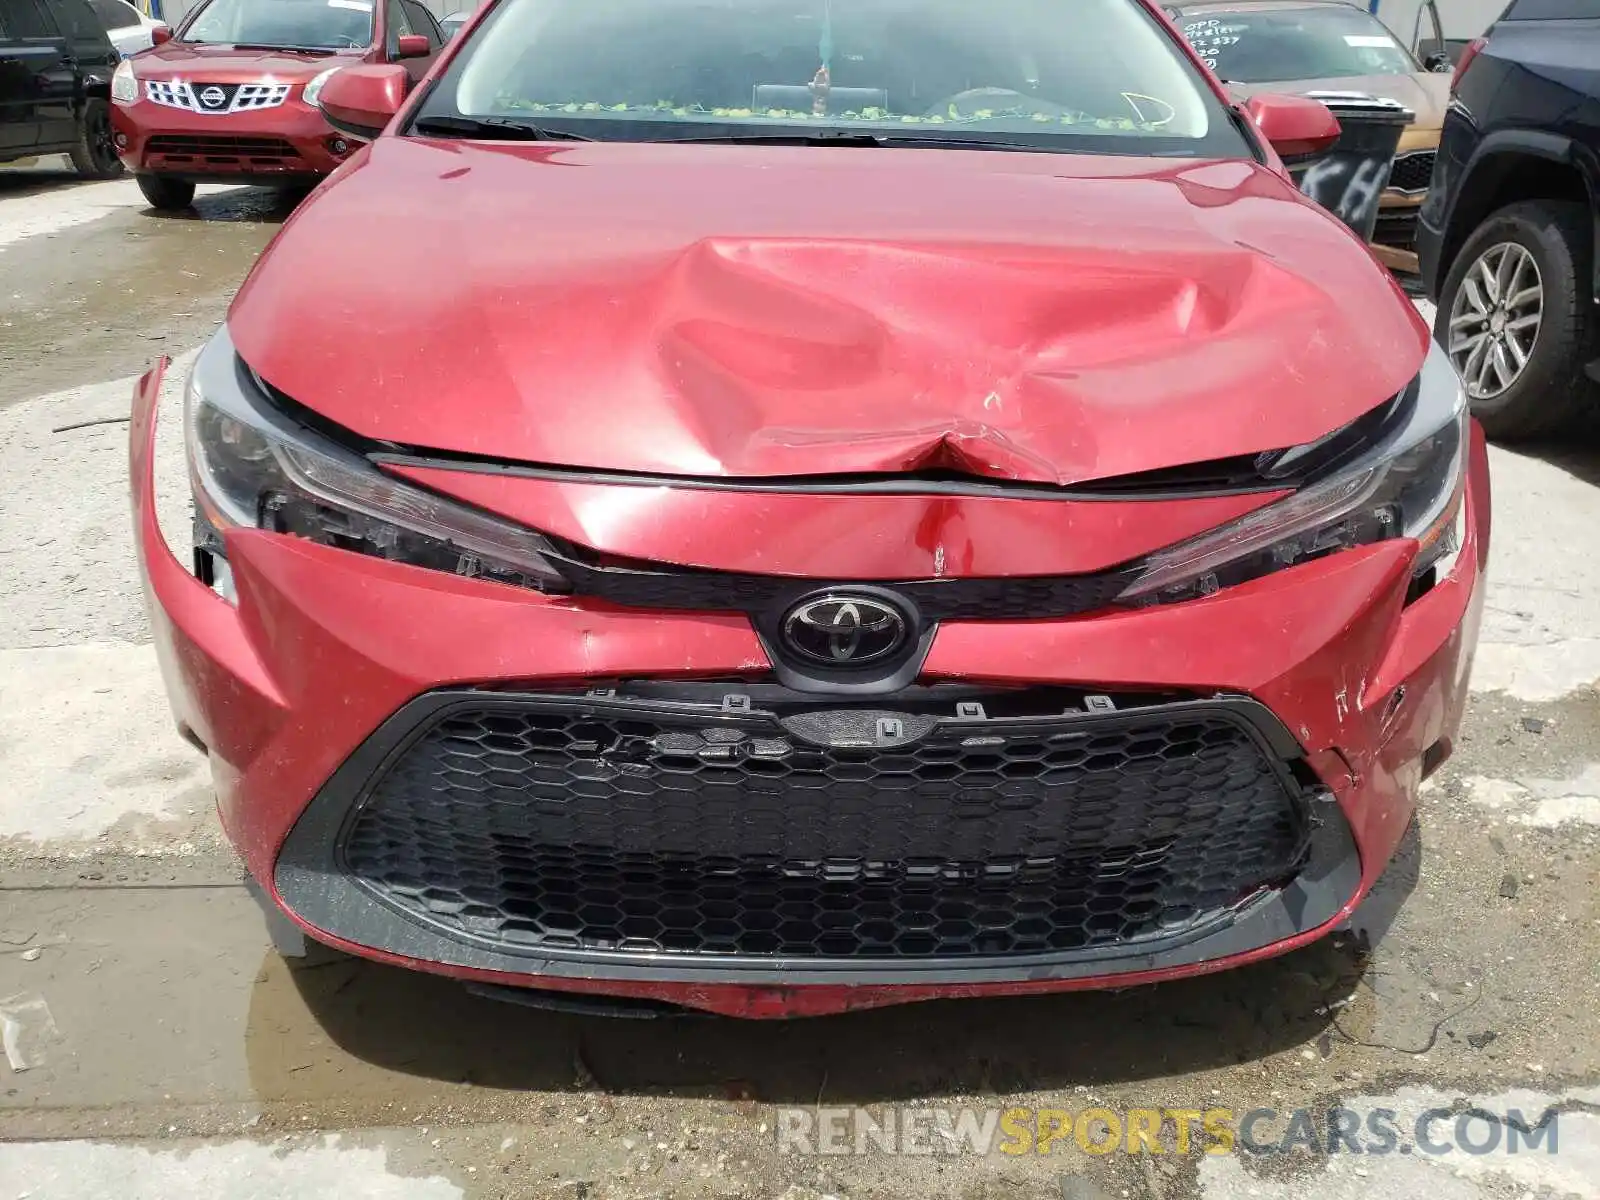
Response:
[185,0,374,48]
[1176,6,1418,81]
[436,0,1240,154]
[91,0,143,28]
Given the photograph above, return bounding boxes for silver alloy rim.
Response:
[1447,242,1543,401]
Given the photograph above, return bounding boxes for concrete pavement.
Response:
[0,159,1597,1199]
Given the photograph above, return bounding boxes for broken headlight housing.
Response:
[185,326,568,601]
[1119,338,1469,606]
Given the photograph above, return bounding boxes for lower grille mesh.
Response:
[340,693,1309,960]
[1387,151,1436,193]
[145,135,301,165]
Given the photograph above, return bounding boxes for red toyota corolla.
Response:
[130,0,1489,1020]
[108,0,441,210]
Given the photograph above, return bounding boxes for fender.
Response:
[1445,126,1600,300]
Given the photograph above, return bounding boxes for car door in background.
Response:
[89,0,157,56]
[387,0,439,85]
[52,0,118,84]
[1,5,43,154]
[401,0,443,57]
[0,0,74,150]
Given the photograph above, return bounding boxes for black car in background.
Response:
[0,0,123,178]
[1418,0,1600,438]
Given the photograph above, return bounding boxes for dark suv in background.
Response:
[1418,0,1600,438]
[0,0,124,178]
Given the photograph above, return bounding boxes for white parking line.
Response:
[1471,440,1600,701]
[0,645,210,845]
[1414,298,1600,703]
[0,355,204,849]
[0,174,144,253]
[0,167,244,253]
[1463,765,1600,828]
[0,1137,464,1200]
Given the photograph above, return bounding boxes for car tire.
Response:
[1435,200,1599,439]
[136,173,197,211]
[68,99,124,180]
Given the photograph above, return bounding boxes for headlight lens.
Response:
[111,59,138,104]
[302,67,340,108]
[185,327,568,596]
[1119,338,1469,605]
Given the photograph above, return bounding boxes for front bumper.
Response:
[130,360,1491,1018]
[1368,143,1438,274]
[110,92,354,182]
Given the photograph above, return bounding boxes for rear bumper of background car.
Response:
[111,94,354,182]
[130,360,1492,1019]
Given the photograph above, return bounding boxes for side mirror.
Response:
[1423,50,1453,72]
[316,63,410,141]
[395,33,431,59]
[1242,93,1341,163]
[150,25,171,45]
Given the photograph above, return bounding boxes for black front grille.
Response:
[339,688,1311,962]
[1387,151,1436,193]
[192,83,240,110]
[553,554,1134,622]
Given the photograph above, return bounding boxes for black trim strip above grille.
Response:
[547,549,1136,623]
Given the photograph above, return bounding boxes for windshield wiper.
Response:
[412,115,597,142]
[653,131,1048,152]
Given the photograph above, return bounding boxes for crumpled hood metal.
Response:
[229,138,1427,485]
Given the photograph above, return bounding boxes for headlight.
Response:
[1119,338,1469,605]
[184,327,568,598]
[111,59,138,104]
[302,67,341,108]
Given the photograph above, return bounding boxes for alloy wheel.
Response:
[1447,242,1543,400]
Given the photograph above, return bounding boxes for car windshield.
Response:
[184,0,374,49]
[1175,6,1418,81]
[423,0,1246,156]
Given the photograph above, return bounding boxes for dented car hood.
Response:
[229,137,1428,485]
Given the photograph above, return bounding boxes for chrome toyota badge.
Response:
[781,595,908,666]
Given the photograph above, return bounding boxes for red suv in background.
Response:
[109,0,442,209]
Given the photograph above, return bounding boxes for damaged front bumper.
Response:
[130,357,1491,1018]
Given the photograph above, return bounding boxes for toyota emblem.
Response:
[781,595,909,666]
[199,86,227,109]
